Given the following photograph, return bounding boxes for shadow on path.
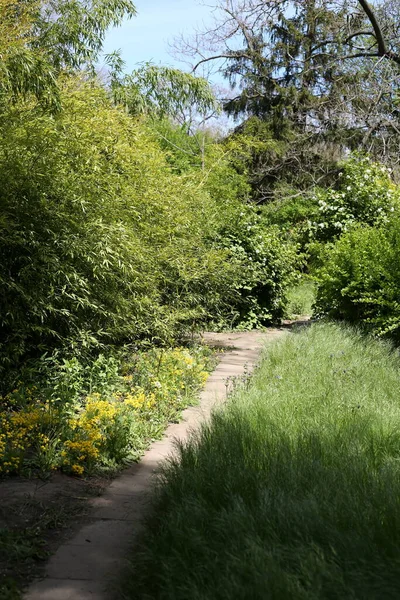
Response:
[24,329,287,600]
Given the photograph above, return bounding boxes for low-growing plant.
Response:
[285,278,315,318]
[0,346,212,477]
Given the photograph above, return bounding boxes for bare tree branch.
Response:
[193,52,251,72]
[357,0,387,54]
[357,0,400,65]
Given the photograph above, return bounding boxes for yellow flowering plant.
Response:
[0,345,213,477]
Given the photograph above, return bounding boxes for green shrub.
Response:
[0,74,300,370]
[311,155,399,242]
[315,218,400,340]
[216,208,301,329]
[262,189,319,229]
[149,119,203,173]
[0,77,243,369]
[262,192,320,258]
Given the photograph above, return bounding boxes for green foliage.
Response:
[122,323,400,599]
[0,6,304,385]
[149,119,205,173]
[200,139,252,209]
[216,208,301,329]
[150,120,251,207]
[0,345,212,476]
[0,0,58,109]
[311,156,399,242]
[262,188,319,229]
[1,73,297,373]
[315,218,400,341]
[112,63,217,122]
[0,78,239,370]
[34,0,137,71]
[262,189,320,254]
[0,0,136,109]
[136,123,300,331]
[37,352,122,406]
[227,117,286,201]
[226,115,344,204]
[196,1,400,182]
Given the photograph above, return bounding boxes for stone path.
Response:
[24,328,286,600]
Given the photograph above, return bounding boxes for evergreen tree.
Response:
[177,1,400,198]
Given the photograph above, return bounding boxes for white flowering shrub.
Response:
[315,158,400,339]
[310,156,399,242]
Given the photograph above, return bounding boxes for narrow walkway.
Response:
[24,329,285,600]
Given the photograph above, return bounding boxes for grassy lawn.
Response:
[122,323,400,599]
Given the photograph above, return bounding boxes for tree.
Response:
[174,1,400,198]
[347,0,400,66]
[0,0,137,109]
[0,0,58,107]
[108,60,221,172]
[111,62,218,125]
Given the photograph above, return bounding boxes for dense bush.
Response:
[0,78,243,371]
[262,184,319,230]
[259,156,399,258]
[0,76,301,375]
[315,218,400,340]
[262,191,320,257]
[216,208,301,329]
[310,156,399,242]
[155,127,301,328]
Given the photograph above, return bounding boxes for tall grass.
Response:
[285,278,315,318]
[122,323,400,599]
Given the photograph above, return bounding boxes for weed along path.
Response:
[24,328,286,600]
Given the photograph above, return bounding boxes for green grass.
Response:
[121,323,400,599]
[285,279,315,318]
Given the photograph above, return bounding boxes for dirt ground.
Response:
[0,473,106,598]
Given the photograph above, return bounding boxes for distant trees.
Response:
[174,1,400,199]
[111,63,218,124]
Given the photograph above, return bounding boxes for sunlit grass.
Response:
[285,278,315,318]
[122,323,400,599]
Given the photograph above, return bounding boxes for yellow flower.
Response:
[71,464,84,476]
[124,389,148,409]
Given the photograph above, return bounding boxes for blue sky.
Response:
[102,0,214,72]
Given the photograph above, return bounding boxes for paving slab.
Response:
[91,492,148,521]
[26,579,107,600]
[24,328,286,600]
